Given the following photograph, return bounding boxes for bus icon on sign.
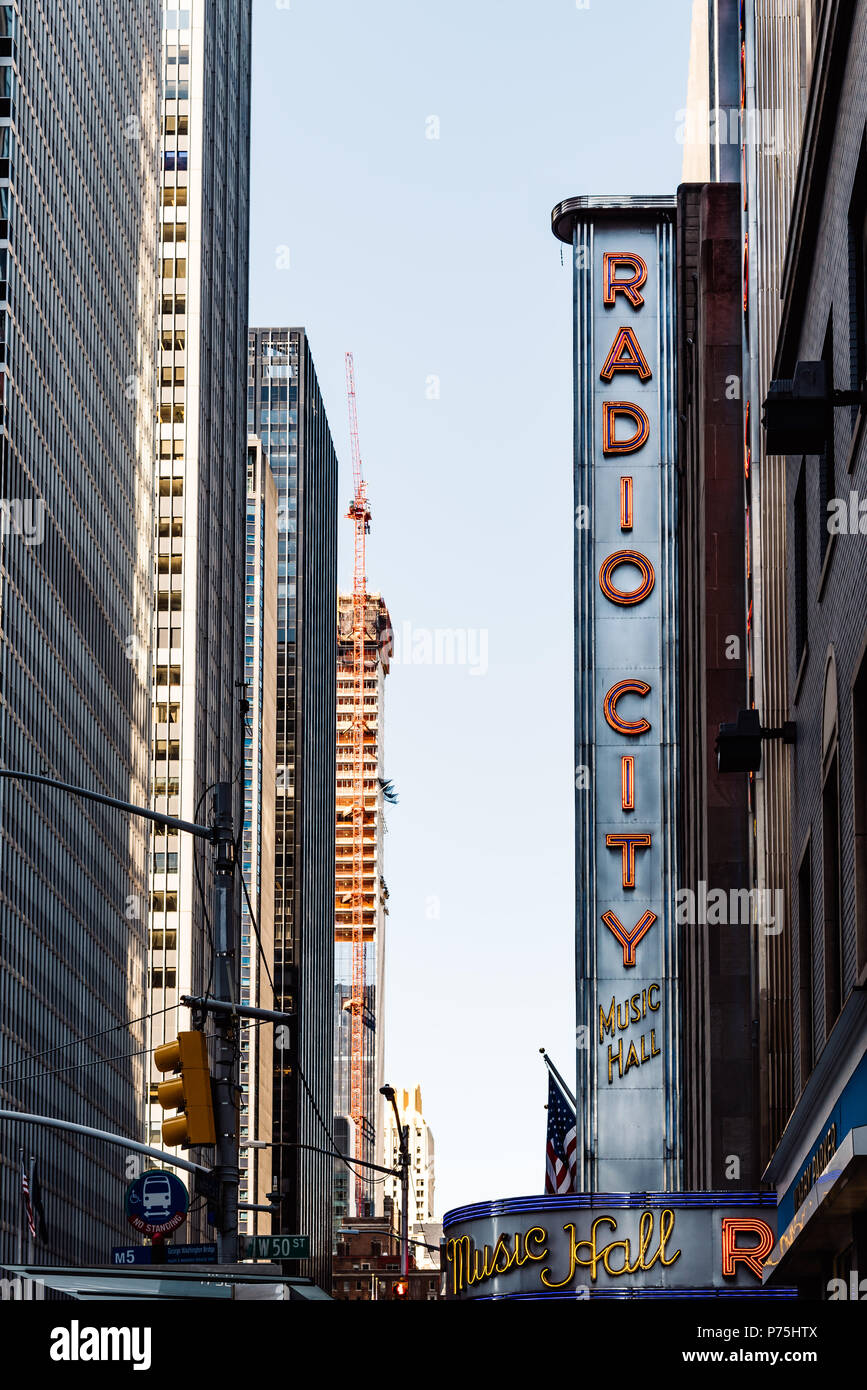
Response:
[142,1172,173,1217]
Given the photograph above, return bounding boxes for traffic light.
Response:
[391,1279,409,1300]
[154,1030,216,1147]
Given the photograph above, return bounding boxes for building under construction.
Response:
[334,591,392,1218]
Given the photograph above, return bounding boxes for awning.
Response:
[762,1126,867,1283]
[4,1264,331,1301]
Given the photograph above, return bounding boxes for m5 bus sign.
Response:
[125,1169,188,1236]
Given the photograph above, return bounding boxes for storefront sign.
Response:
[443,1195,784,1298]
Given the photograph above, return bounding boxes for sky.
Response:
[248,0,694,1216]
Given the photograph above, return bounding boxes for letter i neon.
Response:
[621,755,634,811]
[620,476,633,530]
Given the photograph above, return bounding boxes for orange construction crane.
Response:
[344,351,371,1212]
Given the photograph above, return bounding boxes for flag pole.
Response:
[16,1145,24,1268]
[539,1047,577,1110]
[27,1156,35,1266]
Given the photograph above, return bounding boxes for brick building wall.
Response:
[677,182,757,1187]
[776,0,867,1087]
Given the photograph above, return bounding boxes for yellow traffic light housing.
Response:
[154,1030,216,1147]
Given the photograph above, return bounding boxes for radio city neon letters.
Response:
[602,251,647,308]
[600,326,652,381]
[597,251,658,987]
[601,908,657,968]
[602,400,650,454]
[603,679,651,737]
[599,549,655,605]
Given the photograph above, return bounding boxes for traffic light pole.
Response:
[0,769,243,1264]
[400,1125,410,1279]
[209,782,239,1264]
[380,1084,411,1279]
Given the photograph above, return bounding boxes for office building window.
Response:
[848,135,867,395]
[853,646,867,979]
[822,743,843,1032]
[794,460,808,665]
[797,841,814,1088]
[819,315,835,557]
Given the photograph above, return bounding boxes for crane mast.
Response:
[344,351,371,1213]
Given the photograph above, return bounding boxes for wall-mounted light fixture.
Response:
[762,360,867,455]
[716,709,796,774]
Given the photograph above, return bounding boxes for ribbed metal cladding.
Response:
[0,0,160,1267]
[742,0,807,1161]
[657,215,682,1191]
[572,215,595,1193]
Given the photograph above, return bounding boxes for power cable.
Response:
[0,1000,179,1075]
[7,1045,153,1085]
[235,853,274,995]
[296,1060,391,1188]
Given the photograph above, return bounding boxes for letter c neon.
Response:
[603,679,651,736]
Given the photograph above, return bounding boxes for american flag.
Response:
[21,1159,36,1240]
[545,1070,577,1194]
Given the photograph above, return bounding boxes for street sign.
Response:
[112,1246,153,1266]
[125,1169,189,1236]
[112,1242,218,1266]
[164,1242,218,1264]
[241,1234,309,1260]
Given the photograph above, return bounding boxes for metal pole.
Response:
[26,1155,35,1299]
[400,1123,409,1279]
[0,769,212,840]
[0,1110,210,1174]
[540,1048,578,1110]
[16,1145,23,1269]
[211,782,239,1262]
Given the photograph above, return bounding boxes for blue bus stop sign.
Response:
[125,1169,189,1236]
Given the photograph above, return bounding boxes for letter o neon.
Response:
[599,549,655,605]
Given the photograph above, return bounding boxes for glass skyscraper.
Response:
[0,0,160,1264]
[247,326,338,1291]
[239,433,277,1233]
[144,0,252,1237]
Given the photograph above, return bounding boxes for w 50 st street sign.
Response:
[241,1234,309,1260]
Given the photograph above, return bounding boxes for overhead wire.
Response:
[0,1000,179,1076]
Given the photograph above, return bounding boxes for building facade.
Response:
[334,591,391,1216]
[247,326,338,1290]
[756,0,867,1296]
[0,0,160,1265]
[675,180,758,1188]
[740,0,816,1167]
[239,434,277,1230]
[145,2,252,1252]
[383,1084,435,1229]
[332,1206,442,1301]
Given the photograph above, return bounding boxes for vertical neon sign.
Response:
[554,196,680,1193]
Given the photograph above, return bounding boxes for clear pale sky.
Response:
[248,0,694,1216]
